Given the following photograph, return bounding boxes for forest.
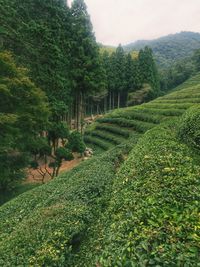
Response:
[0,0,200,266]
[0,0,162,191]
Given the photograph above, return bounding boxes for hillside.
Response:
[0,74,200,266]
[124,31,200,68]
[84,73,200,152]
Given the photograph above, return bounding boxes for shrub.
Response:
[67,131,86,154]
[90,130,123,145]
[84,135,111,150]
[0,138,138,266]
[81,121,200,266]
[178,105,200,149]
[96,124,130,138]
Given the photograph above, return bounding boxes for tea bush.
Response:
[178,105,200,150]
[0,138,139,266]
[96,124,130,138]
[78,121,200,266]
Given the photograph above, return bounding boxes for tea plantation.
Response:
[84,73,200,152]
[0,74,200,266]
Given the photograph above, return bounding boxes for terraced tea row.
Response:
[84,73,200,152]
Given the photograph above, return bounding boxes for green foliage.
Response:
[178,105,200,150]
[138,46,160,96]
[48,122,69,144]
[67,131,86,154]
[124,31,200,68]
[160,57,196,91]
[97,117,155,133]
[88,130,125,146]
[84,135,112,151]
[85,73,200,153]
[0,183,41,206]
[0,0,72,118]
[96,124,130,138]
[193,48,200,71]
[0,73,200,266]
[28,137,51,157]
[55,147,74,162]
[93,122,200,266]
[0,51,49,189]
[71,0,106,95]
[0,142,133,266]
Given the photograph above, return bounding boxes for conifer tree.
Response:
[114,45,126,108]
[138,46,160,97]
[0,0,72,121]
[70,0,105,130]
[0,51,49,189]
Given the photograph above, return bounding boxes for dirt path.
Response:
[25,154,83,184]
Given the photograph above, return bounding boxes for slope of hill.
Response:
[124,31,200,68]
[0,74,200,266]
[84,72,200,152]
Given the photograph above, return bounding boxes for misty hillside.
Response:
[124,31,200,68]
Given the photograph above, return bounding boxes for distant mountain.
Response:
[124,31,200,68]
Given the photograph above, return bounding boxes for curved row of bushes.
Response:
[0,139,140,266]
[84,135,112,150]
[88,130,125,145]
[97,117,155,133]
[96,124,131,138]
[76,119,200,266]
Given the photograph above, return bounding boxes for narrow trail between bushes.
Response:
[25,114,103,184]
[25,154,83,184]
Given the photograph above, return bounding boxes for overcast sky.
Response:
[68,0,200,46]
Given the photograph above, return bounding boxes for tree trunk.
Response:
[112,92,115,109]
[117,92,120,109]
[80,91,85,135]
[109,91,112,110]
[76,92,80,131]
[104,96,107,113]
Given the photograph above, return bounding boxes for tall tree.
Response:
[70,0,105,130]
[138,46,160,97]
[114,45,126,108]
[0,51,49,189]
[0,0,72,120]
[193,49,200,71]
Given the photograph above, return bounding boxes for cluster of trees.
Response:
[100,45,160,111]
[124,31,200,68]
[1,0,160,130]
[1,0,97,189]
[0,51,86,190]
[0,0,161,190]
[160,48,200,91]
[1,0,105,131]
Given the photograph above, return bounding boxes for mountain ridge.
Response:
[100,32,200,68]
[124,31,200,68]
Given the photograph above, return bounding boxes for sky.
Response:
[68,0,200,46]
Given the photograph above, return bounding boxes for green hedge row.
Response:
[153,98,200,104]
[178,105,200,150]
[145,103,192,110]
[89,130,125,146]
[84,135,112,150]
[163,93,200,100]
[109,111,162,124]
[0,140,139,266]
[137,108,185,117]
[97,117,155,133]
[78,120,200,266]
[96,124,130,138]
